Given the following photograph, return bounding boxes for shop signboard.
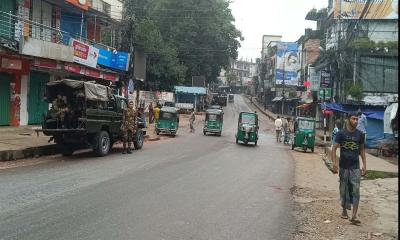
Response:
[33,58,61,69]
[65,0,89,11]
[334,0,398,19]
[318,88,332,100]
[275,42,300,86]
[71,39,99,68]
[98,48,130,71]
[320,70,331,88]
[64,62,82,74]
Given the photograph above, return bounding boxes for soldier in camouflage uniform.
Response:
[52,94,70,128]
[121,100,137,154]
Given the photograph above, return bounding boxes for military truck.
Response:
[37,79,145,157]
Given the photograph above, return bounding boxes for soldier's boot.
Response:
[127,142,133,154]
[122,143,127,154]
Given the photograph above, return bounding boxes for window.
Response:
[298,120,314,130]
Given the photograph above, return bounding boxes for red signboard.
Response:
[72,40,89,60]
[65,0,89,11]
[33,58,59,69]
[85,68,101,78]
[103,72,118,82]
[0,56,30,74]
[65,63,82,74]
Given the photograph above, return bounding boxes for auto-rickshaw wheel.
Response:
[254,140,257,146]
[155,129,160,135]
[203,131,206,135]
[311,147,314,153]
[244,139,248,145]
[235,138,238,144]
[291,144,294,150]
[303,146,307,152]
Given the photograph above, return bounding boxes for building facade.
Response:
[0,0,128,126]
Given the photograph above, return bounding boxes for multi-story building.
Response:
[0,0,128,126]
[309,0,398,105]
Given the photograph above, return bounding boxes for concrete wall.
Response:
[304,39,321,65]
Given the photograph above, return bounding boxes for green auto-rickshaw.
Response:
[235,112,259,145]
[155,106,179,136]
[203,109,223,136]
[291,117,315,152]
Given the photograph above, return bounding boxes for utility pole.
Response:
[281,57,285,115]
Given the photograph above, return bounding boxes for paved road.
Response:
[0,95,295,240]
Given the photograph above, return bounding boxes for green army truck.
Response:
[37,79,145,157]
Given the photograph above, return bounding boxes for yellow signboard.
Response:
[334,0,398,19]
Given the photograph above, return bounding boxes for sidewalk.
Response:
[0,123,161,161]
[247,95,396,167]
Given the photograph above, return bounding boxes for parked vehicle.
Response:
[291,117,315,152]
[228,94,234,103]
[37,79,145,157]
[155,106,179,136]
[217,94,227,106]
[203,109,223,136]
[235,112,259,145]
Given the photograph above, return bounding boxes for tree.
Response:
[124,0,242,89]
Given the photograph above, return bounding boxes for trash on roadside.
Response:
[323,220,331,224]
[372,232,383,236]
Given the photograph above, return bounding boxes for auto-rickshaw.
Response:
[155,106,179,136]
[235,112,259,145]
[203,109,223,136]
[291,117,315,152]
[228,94,234,103]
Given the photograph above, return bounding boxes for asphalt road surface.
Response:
[0,95,295,240]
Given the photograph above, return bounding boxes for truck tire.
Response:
[94,131,111,157]
[134,129,144,150]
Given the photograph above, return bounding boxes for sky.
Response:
[230,0,328,61]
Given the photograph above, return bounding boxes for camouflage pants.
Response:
[122,129,135,144]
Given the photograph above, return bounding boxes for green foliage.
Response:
[349,38,398,52]
[344,81,364,101]
[126,0,242,89]
[226,71,238,86]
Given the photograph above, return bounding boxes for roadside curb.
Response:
[0,144,59,161]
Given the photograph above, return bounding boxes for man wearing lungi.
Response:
[332,112,366,225]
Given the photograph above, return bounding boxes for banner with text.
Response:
[275,42,300,86]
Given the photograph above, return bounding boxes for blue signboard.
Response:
[111,52,129,71]
[97,48,130,72]
[98,48,112,66]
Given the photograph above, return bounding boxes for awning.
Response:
[296,103,312,109]
[321,103,384,120]
[272,96,284,102]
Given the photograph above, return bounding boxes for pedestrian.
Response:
[121,100,137,154]
[148,102,154,124]
[274,115,283,142]
[332,112,367,225]
[189,109,196,133]
[331,120,341,147]
[153,104,161,125]
[356,109,367,143]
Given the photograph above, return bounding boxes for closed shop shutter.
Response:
[0,73,11,126]
[0,0,15,39]
[28,71,49,124]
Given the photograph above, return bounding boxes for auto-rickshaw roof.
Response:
[160,106,178,113]
[206,109,223,115]
[239,111,258,116]
[295,117,315,121]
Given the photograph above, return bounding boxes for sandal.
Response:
[350,218,361,225]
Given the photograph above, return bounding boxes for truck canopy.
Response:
[46,79,113,102]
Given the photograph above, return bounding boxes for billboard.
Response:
[71,39,99,68]
[275,42,300,86]
[334,0,398,19]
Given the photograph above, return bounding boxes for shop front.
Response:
[0,55,30,126]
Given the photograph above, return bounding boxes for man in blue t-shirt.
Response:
[332,112,366,225]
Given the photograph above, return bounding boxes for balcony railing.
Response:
[0,10,114,50]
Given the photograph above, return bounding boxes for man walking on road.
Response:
[332,112,366,225]
[274,116,283,142]
[189,109,196,133]
[356,109,367,143]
